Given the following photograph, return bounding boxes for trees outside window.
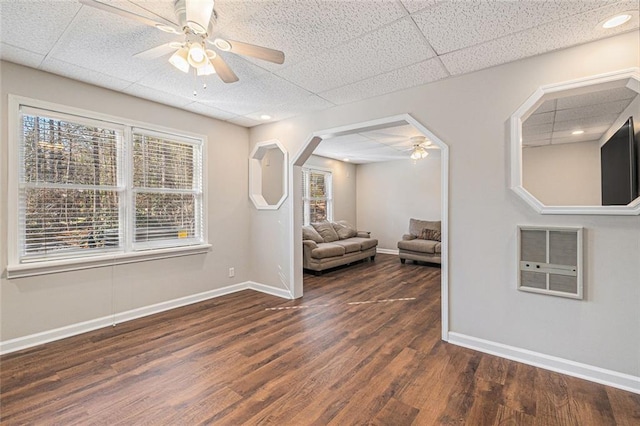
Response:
[302,168,332,225]
[15,104,204,265]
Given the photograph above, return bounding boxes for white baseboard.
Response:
[0,281,290,355]
[448,332,640,395]
[376,248,399,255]
[247,281,293,299]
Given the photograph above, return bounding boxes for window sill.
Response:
[5,244,212,279]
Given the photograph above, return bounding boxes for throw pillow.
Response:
[332,220,357,239]
[409,218,441,237]
[311,220,340,242]
[420,228,441,242]
[302,225,324,243]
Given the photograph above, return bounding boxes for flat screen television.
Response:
[601,117,638,206]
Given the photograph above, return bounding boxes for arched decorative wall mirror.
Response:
[249,140,288,210]
[510,68,640,215]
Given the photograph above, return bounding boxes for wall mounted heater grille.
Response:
[518,226,583,299]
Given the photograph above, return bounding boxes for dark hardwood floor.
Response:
[1,254,638,425]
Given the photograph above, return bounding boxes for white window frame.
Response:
[302,167,333,226]
[7,95,210,278]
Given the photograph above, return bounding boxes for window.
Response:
[9,97,206,276]
[302,168,332,225]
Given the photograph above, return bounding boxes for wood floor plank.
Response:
[1,254,637,425]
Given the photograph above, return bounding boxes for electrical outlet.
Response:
[228,267,235,278]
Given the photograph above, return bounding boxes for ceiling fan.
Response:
[405,136,434,160]
[79,0,285,83]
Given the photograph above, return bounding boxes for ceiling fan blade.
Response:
[211,38,285,64]
[186,0,214,34]
[79,0,179,32]
[210,55,239,83]
[134,43,179,60]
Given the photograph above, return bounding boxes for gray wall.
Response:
[356,155,441,251]
[523,141,601,206]
[0,62,251,341]
[249,32,640,377]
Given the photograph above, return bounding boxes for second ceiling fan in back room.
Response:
[80,0,285,85]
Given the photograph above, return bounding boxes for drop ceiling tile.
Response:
[400,0,440,14]
[0,0,81,55]
[40,58,132,91]
[181,102,238,121]
[199,73,314,116]
[319,57,448,105]
[440,2,639,76]
[213,0,408,68]
[136,53,268,100]
[534,99,557,114]
[523,123,553,137]
[553,115,619,132]
[557,87,638,110]
[276,18,436,93]
[413,0,620,54]
[0,43,45,68]
[555,99,633,122]
[524,111,555,127]
[123,83,193,109]
[49,7,177,82]
[243,95,334,122]
[227,115,261,128]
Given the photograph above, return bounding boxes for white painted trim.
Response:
[247,281,293,299]
[448,332,640,395]
[509,68,640,216]
[376,248,399,255]
[249,139,289,210]
[0,281,290,355]
[288,114,450,341]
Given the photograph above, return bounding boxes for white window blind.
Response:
[15,104,205,266]
[302,168,333,225]
[133,131,202,249]
[19,111,122,261]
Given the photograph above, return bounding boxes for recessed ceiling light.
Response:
[343,158,350,162]
[260,114,271,120]
[572,130,585,135]
[602,13,632,28]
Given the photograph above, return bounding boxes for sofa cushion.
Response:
[332,240,361,254]
[332,220,357,239]
[409,218,441,238]
[311,243,346,259]
[311,221,340,242]
[420,228,441,242]
[302,225,324,243]
[398,239,440,254]
[344,237,378,251]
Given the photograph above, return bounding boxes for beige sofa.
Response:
[303,220,378,274]
[397,218,442,265]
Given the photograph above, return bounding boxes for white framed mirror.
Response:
[510,68,640,215]
[249,139,288,210]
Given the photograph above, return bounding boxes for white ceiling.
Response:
[314,123,439,164]
[523,86,637,147]
[1,0,639,131]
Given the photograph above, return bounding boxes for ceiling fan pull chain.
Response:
[193,68,198,97]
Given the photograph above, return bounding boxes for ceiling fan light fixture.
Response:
[410,144,429,160]
[188,43,207,67]
[213,38,232,51]
[169,46,190,73]
[197,58,216,76]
